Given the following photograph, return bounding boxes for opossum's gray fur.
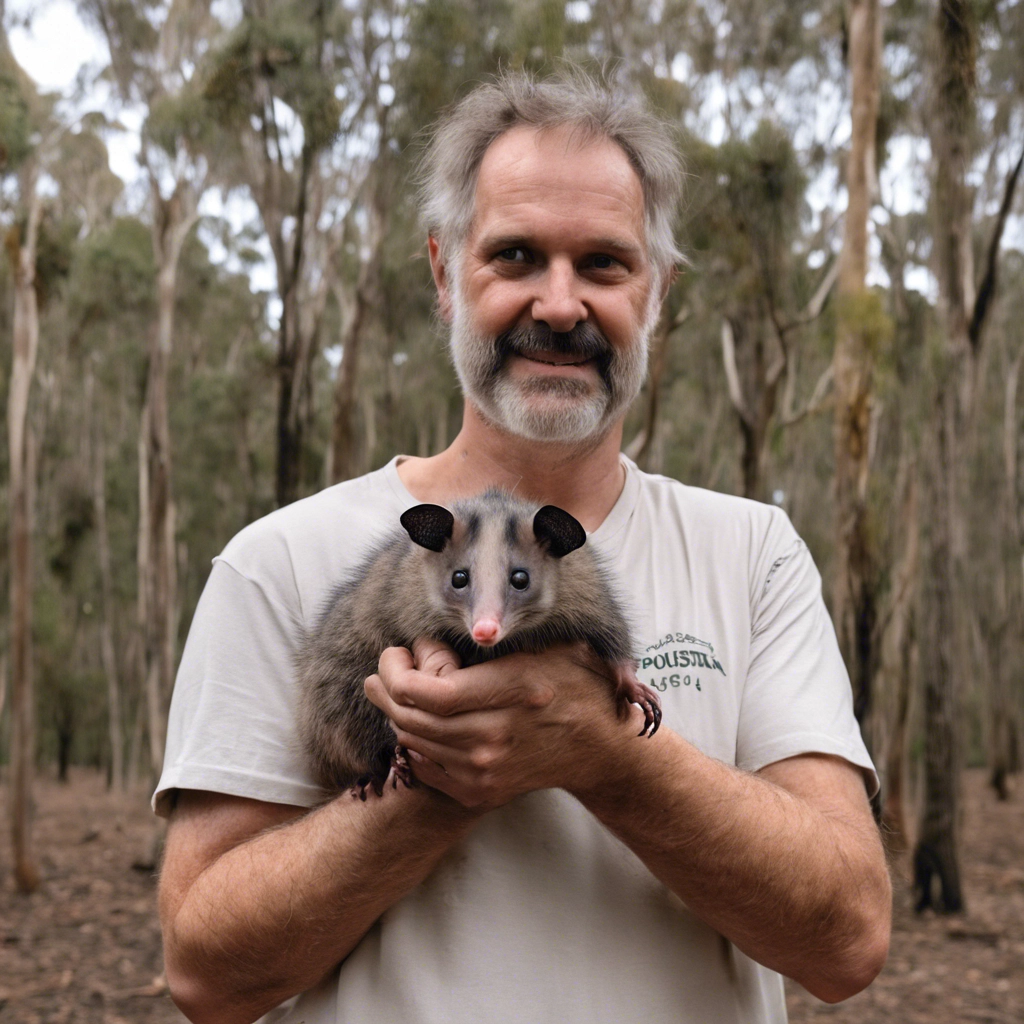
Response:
[296,490,635,792]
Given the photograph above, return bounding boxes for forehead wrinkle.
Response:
[468,128,646,250]
[478,170,643,217]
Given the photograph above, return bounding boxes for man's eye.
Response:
[590,254,616,270]
[497,247,529,263]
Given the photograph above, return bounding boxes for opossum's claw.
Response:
[390,746,416,790]
[613,665,663,739]
[635,689,661,738]
[351,774,375,801]
[645,694,663,738]
[351,770,391,801]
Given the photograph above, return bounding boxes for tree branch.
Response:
[779,256,841,336]
[969,144,1024,351]
[721,319,753,427]
[872,468,919,652]
[781,364,835,427]
[1004,344,1024,546]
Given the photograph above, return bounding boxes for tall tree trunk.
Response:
[330,181,385,485]
[328,285,365,484]
[7,168,43,893]
[914,0,978,915]
[126,649,146,789]
[990,347,1023,798]
[874,464,919,852]
[140,179,195,779]
[275,279,304,506]
[137,403,152,766]
[273,127,317,507]
[916,387,964,912]
[832,0,883,726]
[721,318,768,501]
[94,427,124,790]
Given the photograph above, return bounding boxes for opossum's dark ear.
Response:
[401,504,454,552]
[533,505,587,558]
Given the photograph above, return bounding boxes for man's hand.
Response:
[364,638,644,811]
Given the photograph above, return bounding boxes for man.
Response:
[156,71,891,1024]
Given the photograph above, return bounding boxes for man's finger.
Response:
[378,645,415,674]
[412,637,461,677]
[388,706,504,748]
[406,749,461,801]
[376,648,555,717]
[364,673,397,715]
[376,647,419,706]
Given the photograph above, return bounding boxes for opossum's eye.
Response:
[510,569,530,591]
[451,570,470,589]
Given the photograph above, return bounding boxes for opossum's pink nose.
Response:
[472,618,502,645]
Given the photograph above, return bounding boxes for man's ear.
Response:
[428,236,453,323]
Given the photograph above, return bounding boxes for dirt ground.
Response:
[1,769,1022,1023]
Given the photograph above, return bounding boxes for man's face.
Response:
[440,126,662,445]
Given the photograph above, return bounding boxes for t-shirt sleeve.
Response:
[153,557,324,817]
[735,517,878,795]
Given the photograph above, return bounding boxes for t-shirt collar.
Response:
[383,452,642,541]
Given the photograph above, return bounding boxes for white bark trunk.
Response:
[94,428,124,790]
[7,167,43,893]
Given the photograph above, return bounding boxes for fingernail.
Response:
[408,750,425,763]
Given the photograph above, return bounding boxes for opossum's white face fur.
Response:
[401,494,587,649]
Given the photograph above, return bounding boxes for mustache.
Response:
[491,322,615,388]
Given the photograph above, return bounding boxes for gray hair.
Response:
[418,68,684,282]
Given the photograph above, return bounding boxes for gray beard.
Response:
[448,302,657,445]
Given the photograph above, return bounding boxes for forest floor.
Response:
[0,768,1022,1023]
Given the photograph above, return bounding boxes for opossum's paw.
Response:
[349,752,415,802]
[390,746,416,790]
[613,665,663,738]
[350,774,386,802]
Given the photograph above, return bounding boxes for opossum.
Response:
[297,490,661,798]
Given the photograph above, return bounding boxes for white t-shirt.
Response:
[156,455,875,1024]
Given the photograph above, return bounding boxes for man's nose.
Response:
[530,260,586,333]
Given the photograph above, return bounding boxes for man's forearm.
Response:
[571,733,891,1002]
[161,786,479,1024]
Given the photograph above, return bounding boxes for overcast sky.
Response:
[8,0,103,89]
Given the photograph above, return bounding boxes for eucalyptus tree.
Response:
[201,0,348,506]
[970,0,1024,802]
[79,0,219,776]
[682,123,836,501]
[987,255,1024,800]
[327,0,402,484]
[914,0,1024,914]
[1,23,43,893]
[831,0,886,731]
[35,121,129,789]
